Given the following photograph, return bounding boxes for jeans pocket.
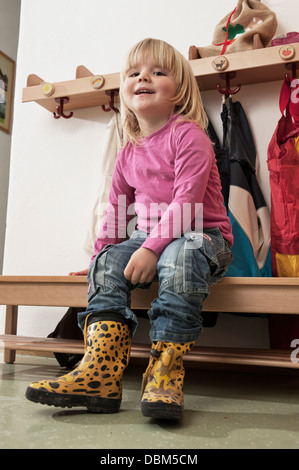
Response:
[184,228,232,289]
[199,228,232,284]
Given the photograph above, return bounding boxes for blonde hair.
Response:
[120,38,208,146]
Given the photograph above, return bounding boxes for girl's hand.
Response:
[68,269,89,276]
[124,247,158,285]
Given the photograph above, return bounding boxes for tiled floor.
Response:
[1,354,299,450]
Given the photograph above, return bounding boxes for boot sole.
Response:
[141,401,183,420]
[25,386,121,413]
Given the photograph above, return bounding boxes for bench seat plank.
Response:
[1,275,299,313]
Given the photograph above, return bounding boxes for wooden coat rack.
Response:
[22,43,299,118]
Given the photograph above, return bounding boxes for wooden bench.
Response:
[1,275,299,370]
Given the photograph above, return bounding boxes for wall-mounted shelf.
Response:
[22,43,299,115]
[22,66,120,114]
[191,42,299,91]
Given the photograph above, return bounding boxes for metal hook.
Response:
[216,72,241,98]
[102,90,119,113]
[53,97,73,119]
[285,62,299,83]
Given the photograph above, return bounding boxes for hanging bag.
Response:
[196,0,277,58]
[267,77,299,276]
[267,77,299,349]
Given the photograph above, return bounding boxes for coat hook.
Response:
[102,90,119,113]
[285,62,299,83]
[53,97,73,119]
[216,72,241,98]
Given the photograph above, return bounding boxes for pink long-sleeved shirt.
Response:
[92,115,233,261]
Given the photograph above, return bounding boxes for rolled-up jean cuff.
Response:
[150,329,202,344]
[77,307,138,335]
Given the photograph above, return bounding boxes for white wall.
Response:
[0,0,21,273]
[1,0,298,347]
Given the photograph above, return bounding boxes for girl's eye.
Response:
[127,69,168,77]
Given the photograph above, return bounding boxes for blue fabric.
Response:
[226,210,272,278]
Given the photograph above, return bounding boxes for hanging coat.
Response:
[212,97,272,278]
[267,77,299,349]
[83,112,122,254]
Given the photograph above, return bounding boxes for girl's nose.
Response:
[138,71,151,82]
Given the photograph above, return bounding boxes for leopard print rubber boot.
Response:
[25,314,131,413]
[141,341,194,420]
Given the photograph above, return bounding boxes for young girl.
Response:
[26,38,233,420]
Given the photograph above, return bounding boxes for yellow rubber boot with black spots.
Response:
[141,341,194,420]
[25,312,132,413]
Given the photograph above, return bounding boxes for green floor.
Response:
[1,355,299,450]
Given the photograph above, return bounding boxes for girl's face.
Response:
[122,56,177,134]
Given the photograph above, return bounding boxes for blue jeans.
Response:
[78,228,232,343]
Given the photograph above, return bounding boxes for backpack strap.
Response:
[281,127,299,143]
[279,77,292,115]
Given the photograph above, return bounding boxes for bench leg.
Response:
[4,305,18,364]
